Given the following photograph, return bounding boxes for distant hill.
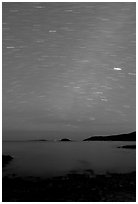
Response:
[83,132,136,141]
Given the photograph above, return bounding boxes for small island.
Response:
[31,139,47,142]
[59,138,72,142]
[117,145,136,149]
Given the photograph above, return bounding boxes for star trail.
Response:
[3,2,136,137]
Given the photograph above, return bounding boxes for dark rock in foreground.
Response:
[2,171,136,202]
[83,132,136,141]
[60,138,71,142]
[118,145,136,149]
[2,155,13,168]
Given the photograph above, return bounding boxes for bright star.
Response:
[113,67,122,71]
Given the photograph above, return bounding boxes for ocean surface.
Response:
[3,141,136,178]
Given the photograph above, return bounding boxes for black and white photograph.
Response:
[2,2,136,202]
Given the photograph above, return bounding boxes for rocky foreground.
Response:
[2,155,13,168]
[3,170,136,202]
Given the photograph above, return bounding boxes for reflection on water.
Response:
[3,141,136,178]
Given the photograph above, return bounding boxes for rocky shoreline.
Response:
[2,155,13,168]
[3,170,136,202]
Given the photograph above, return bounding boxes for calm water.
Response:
[3,141,136,178]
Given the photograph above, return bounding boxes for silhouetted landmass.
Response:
[2,155,13,168]
[3,139,48,142]
[118,145,136,149]
[3,171,136,202]
[31,139,48,142]
[60,138,72,142]
[83,132,136,141]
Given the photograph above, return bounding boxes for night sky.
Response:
[3,2,136,139]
